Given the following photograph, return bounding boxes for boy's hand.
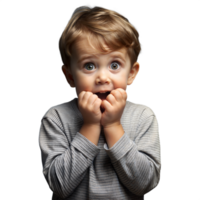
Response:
[101,88,127,128]
[78,91,102,126]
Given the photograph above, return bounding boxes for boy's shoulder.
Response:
[41,98,81,124]
[125,100,156,119]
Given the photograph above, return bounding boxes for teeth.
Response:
[99,91,109,93]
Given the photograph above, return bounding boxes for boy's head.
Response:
[59,6,141,99]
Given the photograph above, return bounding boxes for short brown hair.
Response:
[59,6,141,66]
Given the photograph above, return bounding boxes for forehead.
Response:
[71,34,129,59]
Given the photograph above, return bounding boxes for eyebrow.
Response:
[77,51,126,64]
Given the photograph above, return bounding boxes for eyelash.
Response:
[83,61,121,71]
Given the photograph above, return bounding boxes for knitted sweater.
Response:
[39,98,161,200]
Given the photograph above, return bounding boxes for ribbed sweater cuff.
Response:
[104,133,136,163]
[71,132,100,160]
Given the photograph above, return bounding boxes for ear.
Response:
[127,62,139,85]
[62,65,75,87]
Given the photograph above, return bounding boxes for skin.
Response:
[62,34,139,148]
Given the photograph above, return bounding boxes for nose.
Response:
[95,69,110,85]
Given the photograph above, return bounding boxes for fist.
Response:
[101,88,127,127]
[78,91,102,125]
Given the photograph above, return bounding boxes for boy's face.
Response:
[62,35,139,100]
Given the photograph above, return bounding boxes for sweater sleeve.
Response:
[39,117,100,199]
[104,108,161,196]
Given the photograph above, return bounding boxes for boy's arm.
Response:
[79,123,101,145]
[104,108,161,196]
[39,116,100,199]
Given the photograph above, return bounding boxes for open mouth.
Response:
[95,91,110,100]
[95,91,111,113]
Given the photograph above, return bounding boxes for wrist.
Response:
[79,123,101,146]
[103,121,121,129]
[83,122,101,129]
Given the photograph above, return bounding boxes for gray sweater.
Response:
[39,98,161,200]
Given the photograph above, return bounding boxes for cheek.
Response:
[74,74,94,92]
[113,73,128,89]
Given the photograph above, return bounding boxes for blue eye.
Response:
[84,61,120,71]
[84,63,92,71]
[110,62,120,70]
[112,61,120,70]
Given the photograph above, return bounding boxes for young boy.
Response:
[39,6,161,200]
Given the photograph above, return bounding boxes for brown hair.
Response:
[59,6,141,66]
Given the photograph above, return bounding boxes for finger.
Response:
[118,88,129,99]
[108,88,123,101]
[78,91,86,101]
[88,93,101,106]
[86,92,98,107]
[105,94,116,105]
[82,91,93,105]
[126,92,129,100]
[101,100,110,112]
[116,88,126,94]
[93,97,102,111]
